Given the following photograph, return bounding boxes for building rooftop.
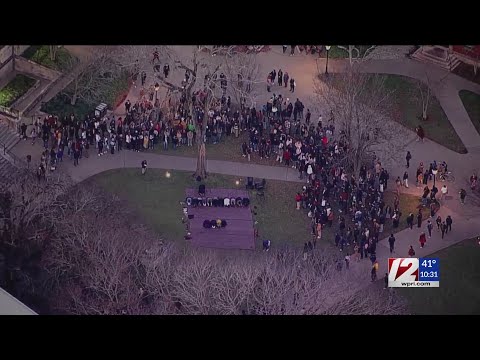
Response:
[0,287,37,315]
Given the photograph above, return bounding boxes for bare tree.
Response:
[414,73,433,121]
[0,170,71,248]
[337,45,377,65]
[144,246,407,315]
[224,53,262,108]
[62,47,118,106]
[314,67,403,180]
[49,45,61,61]
[43,185,157,315]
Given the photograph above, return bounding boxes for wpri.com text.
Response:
[388,258,440,288]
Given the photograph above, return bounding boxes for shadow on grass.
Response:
[398,237,480,314]
[459,90,480,136]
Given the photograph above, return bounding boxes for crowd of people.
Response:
[21,49,472,288]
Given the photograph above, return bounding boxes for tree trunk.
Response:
[194,142,207,179]
[49,45,57,61]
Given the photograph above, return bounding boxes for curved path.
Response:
[11,46,480,281]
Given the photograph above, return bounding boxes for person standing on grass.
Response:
[344,253,350,270]
[459,188,467,204]
[395,176,402,194]
[303,243,308,260]
[403,171,409,188]
[371,261,379,282]
[427,220,433,238]
[406,151,412,168]
[141,160,147,175]
[295,192,302,210]
[388,234,396,254]
[446,215,453,233]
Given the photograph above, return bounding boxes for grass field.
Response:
[459,90,480,136]
[378,74,467,153]
[399,237,480,314]
[154,132,282,167]
[91,169,421,252]
[92,169,313,249]
[326,73,467,153]
[22,45,76,72]
[0,74,37,107]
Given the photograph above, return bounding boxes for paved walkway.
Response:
[11,46,480,285]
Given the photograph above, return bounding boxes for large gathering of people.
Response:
[22,46,467,281]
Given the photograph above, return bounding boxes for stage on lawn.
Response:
[185,188,255,250]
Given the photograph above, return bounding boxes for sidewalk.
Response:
[58,147,480,282]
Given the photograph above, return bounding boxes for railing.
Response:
[2,142,27,168]
[0,105,20,119]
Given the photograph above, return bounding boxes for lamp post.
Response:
[325,45,331,75]
[154,83,160,101]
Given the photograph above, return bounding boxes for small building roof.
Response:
[0,287,37,315]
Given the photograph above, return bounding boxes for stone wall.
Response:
[0,59,14,87]
[0,46,13,65]
[14,57,61,81]
[14,45,29,56]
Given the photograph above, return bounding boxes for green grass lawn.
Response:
[399,237,480,314]
[379,74,467,153]
[459,90,480,136]
[0,74,37,107]
[154,132,281,166]
[22,45,77,72]
[41,72,130,119]
[91,168,420,252]
[326,73,467,153]
[91,169,313,249]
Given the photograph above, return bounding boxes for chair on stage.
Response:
[186,197,193,206]
[224,198,231,207]
[230,198,236,207]
[242,198,250,207]
[246,177,255,190]
[255,178,266,191]
[198,184,206,196]
[206,198,213,207]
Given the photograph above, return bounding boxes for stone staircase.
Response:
[0,121,20,153]
[0,155,18,187]
[411,46,461,71]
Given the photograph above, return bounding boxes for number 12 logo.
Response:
[388,258,419,283]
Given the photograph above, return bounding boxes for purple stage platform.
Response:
[185,188,255,250]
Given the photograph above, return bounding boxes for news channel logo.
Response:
[388,258,440,288]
